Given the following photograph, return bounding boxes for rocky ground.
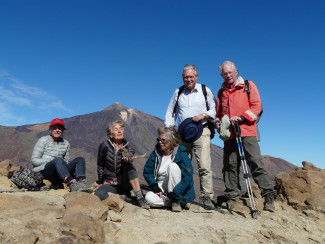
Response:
[0,160,324,244]
[0,189,324,244]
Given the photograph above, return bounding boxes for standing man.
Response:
[215,60,274,212]
[165,64,216,208]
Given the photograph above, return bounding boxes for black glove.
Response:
[151,183,162,193]
[167,192,178,201]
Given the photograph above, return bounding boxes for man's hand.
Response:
[229,116,242,125]
[193,114,204,122]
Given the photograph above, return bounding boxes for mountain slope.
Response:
[0,102,296,195]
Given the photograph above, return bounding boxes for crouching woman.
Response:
[31,118,92,192]
[143,126,195,212]
[94,119,149,209]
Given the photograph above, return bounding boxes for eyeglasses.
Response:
[157,137,168,144]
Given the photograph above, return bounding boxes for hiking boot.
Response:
[172,200,182,212]
[221,199,236,211]
[136,196,150,209]
[77,179,93,193]
[227,199,236,211]
[183,203,191,210]
[119,194,135,203]
[263,194,275,212]
[68,180,79,192]
[201,195,215,209]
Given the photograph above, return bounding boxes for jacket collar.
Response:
[107,137,128,149]
[221,76,244,90]
[154,144,180,162]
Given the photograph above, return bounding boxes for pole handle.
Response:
[232,121,241,137]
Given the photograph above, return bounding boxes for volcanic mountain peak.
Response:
[103,102,128,111]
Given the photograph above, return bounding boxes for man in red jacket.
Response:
[215,60,274,212]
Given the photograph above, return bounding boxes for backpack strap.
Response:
[201,84,209,111]
[173,85,185,114]
[217,89,223,114]
[244,80,250,98]
[244,80,263,116]
[173,84,209,114]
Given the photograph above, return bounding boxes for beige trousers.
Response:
[183,127,213,198]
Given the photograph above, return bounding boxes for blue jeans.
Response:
[41,157,86,184]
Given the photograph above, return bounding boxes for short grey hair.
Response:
[106,119,125,135]
[183,64,198,76]
[157,126,181,150]
[218,61,237,73]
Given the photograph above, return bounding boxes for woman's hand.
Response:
[123,157,134,163]
[166,192,177,202]
[156,192,163,197]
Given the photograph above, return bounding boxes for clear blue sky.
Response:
[0,0,324,169]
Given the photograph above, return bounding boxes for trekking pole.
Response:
[233,122,258,219]
[140,184,226,214]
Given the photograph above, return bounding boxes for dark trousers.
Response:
[41,157,86,184]
[223,137,274,199]
[95,163,138,200]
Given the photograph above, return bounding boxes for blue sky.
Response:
[0,0,324,169]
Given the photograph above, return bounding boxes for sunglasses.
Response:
[157,137,168,144]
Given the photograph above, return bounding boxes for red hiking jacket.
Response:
[216,77,262,138]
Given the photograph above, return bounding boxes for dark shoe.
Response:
[201,195,215,209]
[68,180,79,192]
[221,199,236,211]
[263,194,275,212]
[172,200,182,212]
[77,179,93,193]
[137,197,150,209]
[119,194,135,203]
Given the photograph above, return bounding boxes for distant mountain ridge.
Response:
[0,102,296,196]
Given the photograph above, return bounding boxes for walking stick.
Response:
[233,122,258,219]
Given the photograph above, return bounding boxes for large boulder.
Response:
[64,192,108,221]
[61,192,107,243]
[275,161,325,212]
[61,211,105,243]
[0,193,65,243]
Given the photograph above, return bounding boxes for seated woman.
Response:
[94,119,149,209]
[143,126,195,212]
[31,118,92,192]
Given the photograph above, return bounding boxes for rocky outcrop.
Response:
[275,161,325,212]
[0,159,11,177]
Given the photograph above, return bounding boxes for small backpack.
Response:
[10,167,43,188]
